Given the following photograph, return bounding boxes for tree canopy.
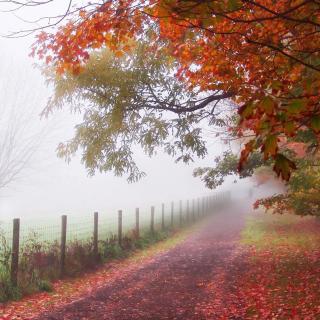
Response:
[45,43,231,181]
[31,0,320,181]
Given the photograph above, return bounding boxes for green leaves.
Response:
[238,102,254,119]
[287,99,307,114]
[46,42,213,182]
[273,154,297,181]
[194,151,265,189]
[227,0,242,11]
[310,115,320,133]
[262,135,278,159]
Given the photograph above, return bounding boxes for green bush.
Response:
[38,279,53,292]
[0,267,21,302]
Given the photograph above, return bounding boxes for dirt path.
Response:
[35,204,248,320]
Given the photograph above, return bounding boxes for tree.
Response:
[28,0,320,181]
[44,42,232,181]
[0,67,47,192]
[195,139,320,216]
[3,0,319,180]
[193,151,266,189]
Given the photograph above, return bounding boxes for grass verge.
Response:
[239,212,320,319]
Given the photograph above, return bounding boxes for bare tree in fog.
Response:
[0,63,47,191]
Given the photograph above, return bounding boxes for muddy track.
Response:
[35,204,248,320]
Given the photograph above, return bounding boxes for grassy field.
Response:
[242,212,320,249]
[0,201,184,248]
[239,212,320,318]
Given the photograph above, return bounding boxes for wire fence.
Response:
[0,191,231,289]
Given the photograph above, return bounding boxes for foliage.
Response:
[17,233,59,294]
[0,269,21,303]
[0,231,21,302]
[32,0,320,181]
[194,141,320,216]
[193,151,266,189]
[37,279,53,292]
[255,159,320,216]
[42,43,231,181]
[65,239,96,274]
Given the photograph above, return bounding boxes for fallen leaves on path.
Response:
[1,211,320,320]
[0,229,191,320]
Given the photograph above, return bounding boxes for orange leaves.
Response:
[79,10,87,19]
[33,0,142,74]
[238,140,255,172]
[31,0,320,181]
[237,214,320,318]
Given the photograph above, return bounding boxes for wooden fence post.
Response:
[93,211,99,261]
[161,203,165,231]
[202,197,205,216]
[11,218,20,286]
[135,208,140,238]
[151,206,155,233]
[171,202,174,227]
[187,200,190,223]
[60,215,67,277]
[118,210,122,246]
[179,200,183,227]
[192,199,195,222]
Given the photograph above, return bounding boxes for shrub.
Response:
[65,239,95,274]
[0,230,21,302]
[0,268,21,302]
[18,232,60,293]
[38,279,53,292]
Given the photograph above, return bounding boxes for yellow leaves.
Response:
[227,0,242,11]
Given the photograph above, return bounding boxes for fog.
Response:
[0,5,261,221]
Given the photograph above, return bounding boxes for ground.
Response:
[1,201,320,319]
[34,204,246,320]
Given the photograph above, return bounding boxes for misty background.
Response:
[0,2,254,221]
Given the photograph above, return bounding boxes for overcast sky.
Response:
[0,2,247,221]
